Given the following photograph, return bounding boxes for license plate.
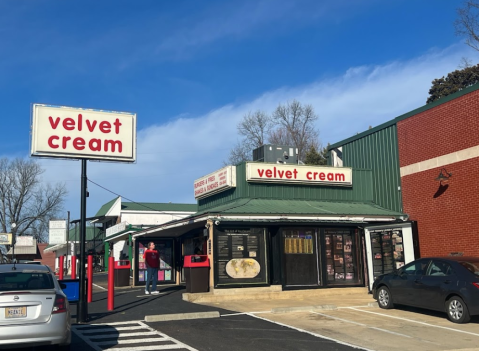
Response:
[5,307,27,318]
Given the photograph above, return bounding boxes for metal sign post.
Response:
[77,159,88,323]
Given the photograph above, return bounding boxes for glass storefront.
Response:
[134,238,175,286]
[324,228,361,285]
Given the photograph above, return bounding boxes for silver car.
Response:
[0,263,71,349]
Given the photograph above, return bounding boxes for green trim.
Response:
[328,82,479,149]
[103,225,143,242]
[95,197,119,217]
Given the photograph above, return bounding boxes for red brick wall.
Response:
[36,244,56,271]
[397,91,479,257]
[398,89,479,167]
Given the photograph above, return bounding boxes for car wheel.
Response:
[446,296,470,324]
[377,286,394,309]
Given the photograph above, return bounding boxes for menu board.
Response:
[215,228,267,286]
[325,229,357,284]
[370,229,404,280]
[284,230,314,254]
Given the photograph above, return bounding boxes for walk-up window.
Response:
[324,229,361,286]
[282,228,320,287]
[134,238,175,286]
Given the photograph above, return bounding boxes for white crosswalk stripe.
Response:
[72,320,198,351]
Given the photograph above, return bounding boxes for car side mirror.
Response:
[60,283,67,290]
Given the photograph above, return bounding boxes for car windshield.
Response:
[458,260,479,277]
[0,272,54,291]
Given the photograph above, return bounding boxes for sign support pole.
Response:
[77,159,88,323]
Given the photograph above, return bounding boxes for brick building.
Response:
[329,83,479,258]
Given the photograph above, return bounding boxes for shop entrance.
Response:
[282,228,320,287]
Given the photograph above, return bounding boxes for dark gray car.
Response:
[372,257,479,323]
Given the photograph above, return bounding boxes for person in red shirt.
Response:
[143,242,160,295]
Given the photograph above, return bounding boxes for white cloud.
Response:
[38,43,477,220]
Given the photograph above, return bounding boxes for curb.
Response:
[272,304,337,314]
[145,311,220,322]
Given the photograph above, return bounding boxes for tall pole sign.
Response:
[31,104,136,323]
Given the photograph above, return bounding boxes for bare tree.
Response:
[455,0,479,52]
[0,158,67,262]
[272,100,319,161]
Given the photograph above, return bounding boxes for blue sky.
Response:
[0,0,476,220]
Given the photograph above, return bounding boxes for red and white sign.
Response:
[31,104,136,162]
[246,163,352,186]
[194,166,236,199]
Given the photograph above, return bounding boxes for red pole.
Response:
[71,256,76,280]
[59,255,64,280]
[107,256,114,311]
[87,255,93,303]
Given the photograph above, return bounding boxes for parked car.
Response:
[0,263,71,349]
[372,257,479,323]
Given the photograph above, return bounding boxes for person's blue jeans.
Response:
[146,267,158,292]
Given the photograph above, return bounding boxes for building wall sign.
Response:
[16,236,34,247]
[246,163,352,186]
[31,104,137,162]
[194,166,236,199]
[106,221,127,238]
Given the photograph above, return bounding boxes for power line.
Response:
[87,178,195,220]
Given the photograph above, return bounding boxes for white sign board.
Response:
[106,221,127,238]
[246,163,352,186]
[194,166,237,199]
[31,104,137,162]
[16,236,34,246]
[49,220,67,245]
[0,233,12,245]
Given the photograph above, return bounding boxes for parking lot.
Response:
[250,305,479,351]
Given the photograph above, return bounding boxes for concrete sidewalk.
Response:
[184,286,377,313]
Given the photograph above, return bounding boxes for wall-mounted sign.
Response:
[0,233,12,245]
[16,236,34,246]
[106,221,127,238]
[246,162,352,186]
[194,165,236,199]
[31,104,137,162]
[49,219,67,245]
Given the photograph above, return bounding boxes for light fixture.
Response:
[435,168,452,183]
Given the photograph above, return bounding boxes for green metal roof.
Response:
[67,226,102,241]
[121,202,197,212]
[329,81,479,149]
[94,197,119,217]
[195,198,403,217]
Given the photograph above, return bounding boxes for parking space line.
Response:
[348,307,479,337]
[92,283,107,290]
[246,312,374,351]
[310,311,412,338]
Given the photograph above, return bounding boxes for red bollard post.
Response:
[59,255,64,280]
[87,255,93,303]
[71,256,76,280]
[107,256,114,311]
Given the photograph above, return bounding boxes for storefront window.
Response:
[325,229,359,285]
[370,229,404,280]
[283,229,314,254]
[136,239,174,285]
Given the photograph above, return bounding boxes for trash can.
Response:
[184,255,209,293]
[114,260,131,287]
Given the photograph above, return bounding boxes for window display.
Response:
[325,229,359,285]
[135,239,174,285]
[370,229,405,280]
[284,229,314,254]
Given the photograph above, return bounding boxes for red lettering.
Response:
[73,137,85,150]
[265,169,273,177]
[48,135,59,148]
[63,117,75,131]
[104,140,122,153]
[278,170,285,178]
[319,172,326,180]
[306,172,312,180]
[285,170,292,179]
[327,173,334,181]
[48,117,60,129]
[78,114,82,131]
[335,173,345,182]
[62,136,71,149]
[86,120,97,132]
[293,169,298,179]
[257,169,265,177]
[113,118,122,134]
[274,167,277,178]
[99,121,111,133]
[89,139,102,151]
